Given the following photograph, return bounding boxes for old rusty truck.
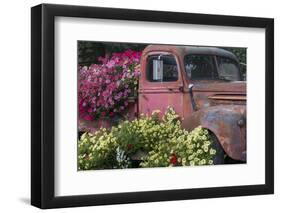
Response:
[80,45,247,163]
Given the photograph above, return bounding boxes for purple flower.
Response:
[106,60,115,68]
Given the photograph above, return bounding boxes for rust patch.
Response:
[208,94,246,101]
[182,105,246,161]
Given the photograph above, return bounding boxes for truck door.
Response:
[138,53,184,117]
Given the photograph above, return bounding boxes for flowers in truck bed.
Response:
[78,49,142,121]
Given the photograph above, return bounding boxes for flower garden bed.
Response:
[78,107,217,170]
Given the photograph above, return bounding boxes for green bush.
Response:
[78,107,217,170]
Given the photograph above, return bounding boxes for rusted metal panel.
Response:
[142,45,239,63]
[182,105,246,161]
[208,95,246,101]
[139,91,184,118]
[194,92,246,109]
[192,81,246,94]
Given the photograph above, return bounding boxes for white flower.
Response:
[210,148,216,155]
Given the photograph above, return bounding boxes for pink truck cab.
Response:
[138,45,246,162]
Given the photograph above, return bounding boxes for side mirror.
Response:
[188,83,194,92]
[152,56,163,81]
[188,84,197,111]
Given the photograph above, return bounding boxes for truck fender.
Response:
[182,105,246,161]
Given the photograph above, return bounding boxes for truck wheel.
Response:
[209,132,225,165]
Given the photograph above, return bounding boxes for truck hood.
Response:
[192,81,246,108]
[192,80,246,94]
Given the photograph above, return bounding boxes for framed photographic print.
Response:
[31,3,274,209]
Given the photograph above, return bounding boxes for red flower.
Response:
[127,144,133,150]
[83,115,92,121]
[101,112,106,116]
[170,153,177,166]
[109,112,114,117]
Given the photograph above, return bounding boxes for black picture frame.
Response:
[31,3,274,209]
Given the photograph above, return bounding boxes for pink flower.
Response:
[106,60,115,68]
[114,95,120,101]
[83,115,92,121]
[78,49,142,120]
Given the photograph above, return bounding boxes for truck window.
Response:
[147,54,178,82]
[184,55,217,80]
[216,56,241,81]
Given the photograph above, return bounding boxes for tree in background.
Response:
[223,47,247,80]
[78,42,105,65]
[78,41,146,66]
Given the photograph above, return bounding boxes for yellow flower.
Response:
[200,159,206,165]
[188,154,194,160]
[177,157,181,163]
[210,148,216,155]
[197,149,203,154]
[182,158,186,165]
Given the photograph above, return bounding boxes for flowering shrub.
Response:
[140,124,216,167]
[78,129,119,169]
[78,49,142,121]
[78,107,217,170]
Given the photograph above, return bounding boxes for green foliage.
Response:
[78,41,146,66]
[223,47,246,65]
[78,107,217,170]
[78,42,105,65]
[223,47,247,80]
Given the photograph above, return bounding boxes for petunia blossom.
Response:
[78,49,142,120]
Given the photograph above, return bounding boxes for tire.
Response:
[224,156,245,164]
[209,132,225,165]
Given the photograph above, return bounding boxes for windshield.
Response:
[184,55,241,81]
